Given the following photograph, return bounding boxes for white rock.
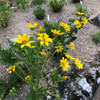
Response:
[79,77,92,93]
[97,77,100,84]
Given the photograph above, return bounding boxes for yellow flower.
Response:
[76,12,85,15]
[37,33,53,46]
[51,29,64,35]
[25,75,30,81]
[64,53,75,60]
[60,57,70,71]
[74,20,82,29]
[59,22,65,27]
[82,17,88,25]
[15,62,20,66]
[75,57,83,69]
[69,42,75,50]
[39,26,43,31]
[6,65,15,74]
[64,24,70,32]
[40,52,46,56]
[55,45,63,53]
[64,76,68,79]
[27,23,38,30]
[15,34,35,48]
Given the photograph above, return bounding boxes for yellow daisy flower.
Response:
[55,45,63,53]
[25,75,30,81]
[75,57,83,69]
[40,52,46,56]
[64,24,70,32]
[82,17,88,25]
[76,12,85,15]
[60,57,70,71]
[69,42,75,50]
[51,29,64,35]
[64,76,68,79]
[37,33,53,46]
[27,23,38,30]
[64,53,75,60]
[74,20,82,29]
[15,34,35,48]
[39,26,43,31]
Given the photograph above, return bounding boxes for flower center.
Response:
[22,40,27,44]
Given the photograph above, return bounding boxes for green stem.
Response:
[41,51,56,72]
[15,71,25,82]
[47,91,55,96]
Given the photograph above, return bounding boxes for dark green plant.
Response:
[49,0,66,12]
[33,6,45,20]
[32,0,46,5]
[92,32,100,44]
[16,0,28,11]
[0,1,12,27]
[76,4,87,13]
[72,0,80,3]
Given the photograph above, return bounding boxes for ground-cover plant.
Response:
[0,18,88,99]
[32,0,46,5]
[92,32,100,44]
[33,6,45,20]
[16,0,28,11]
[49,0,66,12]
[0,1,12,27]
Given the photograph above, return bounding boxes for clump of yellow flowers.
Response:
[5,18,88,99]
[6,65,15,74]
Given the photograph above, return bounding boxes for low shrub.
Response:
[76,4,87,13]
[49,0,66,12]
[92,32,100,44]
[33,6,45,20]
[0,1,12,27]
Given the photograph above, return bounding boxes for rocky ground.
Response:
[0,0,100,100]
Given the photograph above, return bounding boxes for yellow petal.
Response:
[23,34,27,40]
[27,35,30,41]
[18,35,23,41]
[21,44,25,48]
[15,40,22,43]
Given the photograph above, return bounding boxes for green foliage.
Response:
[32,0,46,5]
[0,1,12,27]
[76,4,87,13]
[33,6,45,20]
[92,32,100,44]
[0,80,7,98]
[27,88,46,100]
[10,87,18,97]
[16,0,28,11]
[72,0,80,3]
[49,0,66,12]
